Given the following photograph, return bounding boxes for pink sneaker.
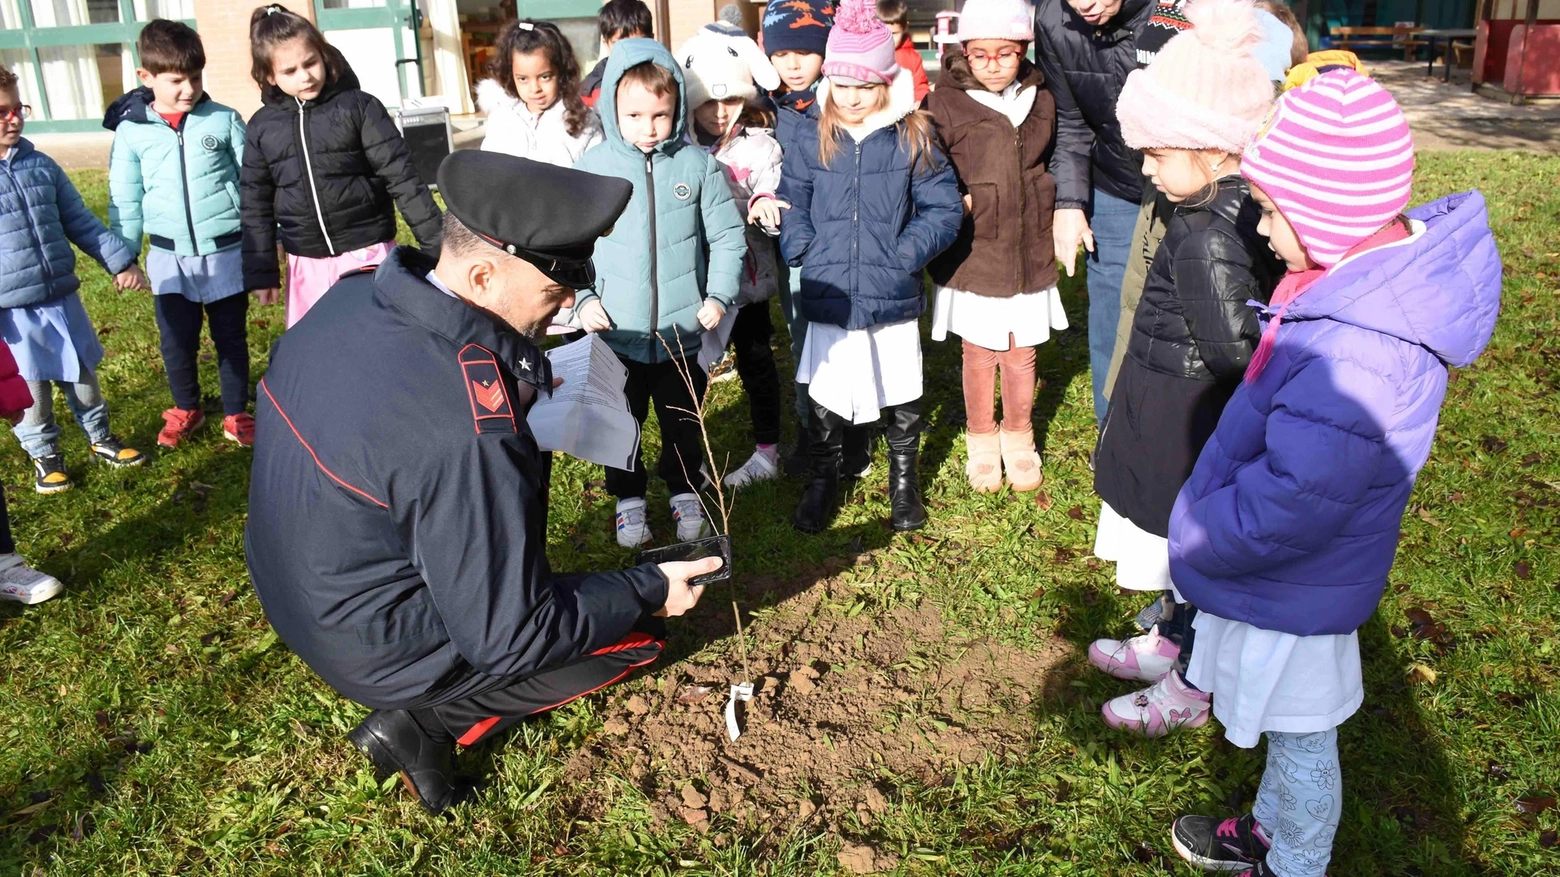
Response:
[1102,669,1211,737]
[1088,624,1180,682]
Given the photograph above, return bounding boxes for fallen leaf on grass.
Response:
[1540,830,1558,848]
[1405,663,1436,685]
[1516,794,1556,815]
[1416,507,1442,527]
[8,799,52,818]
[1514,561,1532,580]
[1033,491,1052,510]
[1066,505,1084,520]
[1481,435,1508,453]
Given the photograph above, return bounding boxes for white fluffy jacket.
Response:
[476,79,603,167]
[705,126,783,308]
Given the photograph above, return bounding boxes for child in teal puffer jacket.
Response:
[106,20,254,450]
[571,37,747,550]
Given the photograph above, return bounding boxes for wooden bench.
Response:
[1329,25,1427,61]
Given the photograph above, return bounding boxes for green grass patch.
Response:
[0,154,1556,875]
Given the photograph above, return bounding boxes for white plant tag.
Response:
[724,681,754,741]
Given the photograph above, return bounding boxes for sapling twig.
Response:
[657,330,735,536]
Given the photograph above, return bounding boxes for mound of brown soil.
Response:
[562,567,1069,868]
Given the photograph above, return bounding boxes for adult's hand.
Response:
[1054,208,1094,278]
[653,556,723,618]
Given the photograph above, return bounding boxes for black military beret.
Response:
[436,151,633,290]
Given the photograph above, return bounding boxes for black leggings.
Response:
[728,301,782,446]
[0,488,13,555]
[154,293,250,416]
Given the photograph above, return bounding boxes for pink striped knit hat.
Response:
[822,0,900,85]
[1241,69,1416,267]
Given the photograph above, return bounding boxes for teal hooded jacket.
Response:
[104,89,245,257]
[572,39,746,364]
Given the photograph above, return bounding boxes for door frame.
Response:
[313,0,422,102]
[0,0,195,132]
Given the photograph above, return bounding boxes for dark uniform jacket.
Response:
[240,50,443,290]
[1034,0,1152,210]
[245,247,668,710]
[1094,177,1275,536]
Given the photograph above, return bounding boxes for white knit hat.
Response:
[677,21,780,110]
[933,0,1035,44]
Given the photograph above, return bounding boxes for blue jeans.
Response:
[1255,729,1342,877]
[15,370,112,459]
[1085,188,1141,426]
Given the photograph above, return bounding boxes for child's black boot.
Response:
[793,402,844,533]
[885,401,926,531]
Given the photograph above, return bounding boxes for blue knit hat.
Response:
[762,0,834,57]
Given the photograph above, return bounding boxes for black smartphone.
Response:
[637,534,732,588]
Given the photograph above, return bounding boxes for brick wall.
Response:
[193,0,316,120]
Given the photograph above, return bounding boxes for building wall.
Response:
[193,0,316,120]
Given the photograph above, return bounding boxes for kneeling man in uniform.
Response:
[245,152,720,813]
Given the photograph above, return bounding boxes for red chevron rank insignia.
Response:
[459,344,515,434]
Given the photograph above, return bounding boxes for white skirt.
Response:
[1093,503,1180,598]
[796,318,921,424]
[930,285,1068,350]
[1186,611,1364,749]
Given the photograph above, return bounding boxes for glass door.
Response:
[314,0,422,107]
[0,0,191,132]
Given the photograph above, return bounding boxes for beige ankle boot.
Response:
[999,426,1043,492]
[964,430,1003,493]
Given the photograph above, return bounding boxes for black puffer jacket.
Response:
[1034,0,1152,209]
[1093,176,1276,535]
[241,52,442,290]
[1126,177,1275,381]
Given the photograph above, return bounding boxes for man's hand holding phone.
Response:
[654,556,723,618]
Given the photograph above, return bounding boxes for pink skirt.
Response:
[285,241,395,328]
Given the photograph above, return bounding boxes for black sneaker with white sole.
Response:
[33,453,72,494]
[89,435,147,468]
[1171,812,1271,872]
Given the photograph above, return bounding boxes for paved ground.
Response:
[1370,59,1560,153]
[26,64,1557,169]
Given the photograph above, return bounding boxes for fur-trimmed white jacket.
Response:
[476,79,603,168]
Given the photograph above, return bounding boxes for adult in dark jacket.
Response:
[1093,176,1275,536]
[1034,0,1152,425]
[245,153,720,815]
[239,43,442,298]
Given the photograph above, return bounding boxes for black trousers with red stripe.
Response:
[416,621,665,747]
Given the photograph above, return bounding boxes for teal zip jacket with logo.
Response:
[104,88,245,258]
[572,38,746,364]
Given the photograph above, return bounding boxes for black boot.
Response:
[884,400,927,531]
[348,709,467,814]
[842,423,875,478]
[792,402,845,533]
[783,432,812,478]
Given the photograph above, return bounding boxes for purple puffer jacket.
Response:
[1168,191,1502,637]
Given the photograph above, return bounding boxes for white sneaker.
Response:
[615,498,653,548]
[722,448,780,489]
[0,554,63,605]
[669,493,711,541]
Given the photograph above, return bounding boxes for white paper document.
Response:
[527,334,641,470]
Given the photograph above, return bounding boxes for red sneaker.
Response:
[158,407,206,448]
[223,413,255,448]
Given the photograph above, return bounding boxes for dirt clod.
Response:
[837,844,879,874]
[577,579,1067,836]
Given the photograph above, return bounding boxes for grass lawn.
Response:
[0,152,1555,876]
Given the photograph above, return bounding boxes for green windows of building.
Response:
[0,0,194,132]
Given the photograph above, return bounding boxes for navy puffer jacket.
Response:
[0,139,137,310]
[778,72,963,330]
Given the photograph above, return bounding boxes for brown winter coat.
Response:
[926,63,1059,297]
